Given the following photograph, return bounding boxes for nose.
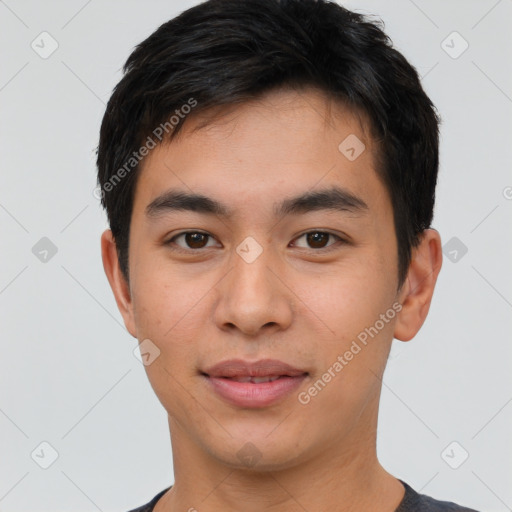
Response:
[212,242,294,337]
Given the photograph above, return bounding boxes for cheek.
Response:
[131,260,205,339]
[129,272,210,405]
[294,260,397,400]
[299,263,396,342]
[131,273,207,413]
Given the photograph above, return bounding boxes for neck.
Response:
[156,407,404,512]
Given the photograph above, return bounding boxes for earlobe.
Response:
[100,229,137,338]
[393,229,443,342]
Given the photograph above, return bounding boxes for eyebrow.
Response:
[145,186,368,220]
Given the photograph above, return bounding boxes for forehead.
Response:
[133,87,386,218]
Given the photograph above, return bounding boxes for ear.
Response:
[100,229,137,338]
[394,229,443,342]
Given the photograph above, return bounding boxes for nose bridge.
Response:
[233,243,273,301]
[213,235,293,334]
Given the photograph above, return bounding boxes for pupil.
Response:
[187,233,207,248]
[307,232,328,248]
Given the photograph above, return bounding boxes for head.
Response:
[98,0,442,472]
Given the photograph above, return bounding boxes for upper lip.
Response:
[202,359,308,378]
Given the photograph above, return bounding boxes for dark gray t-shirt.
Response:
[127,481,479,511]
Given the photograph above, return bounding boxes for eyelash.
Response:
[164,230,347,254]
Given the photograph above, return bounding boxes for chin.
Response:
[209,431,311,473]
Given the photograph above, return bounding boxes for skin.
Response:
[101,86,442,511]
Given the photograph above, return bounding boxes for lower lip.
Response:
[204,375,308,408]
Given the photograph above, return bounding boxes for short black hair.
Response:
[96,0,440,287]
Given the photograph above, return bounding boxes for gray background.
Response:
[1,0,511,510]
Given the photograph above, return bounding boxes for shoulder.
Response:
[396,481,480,512]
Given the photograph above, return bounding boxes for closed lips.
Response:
[202,359,310,408]
[202,358,309,380]
[223,375,284,383]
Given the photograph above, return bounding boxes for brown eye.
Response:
[184,232,209,249]
[293,231,342,250]
[168,231,218,251]
[306,232,330,249]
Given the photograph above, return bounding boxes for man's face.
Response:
[117,88,404,470]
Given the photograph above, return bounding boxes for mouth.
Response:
[212,375,288,383]
[200,359,309,408]
[202,358,308,379]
